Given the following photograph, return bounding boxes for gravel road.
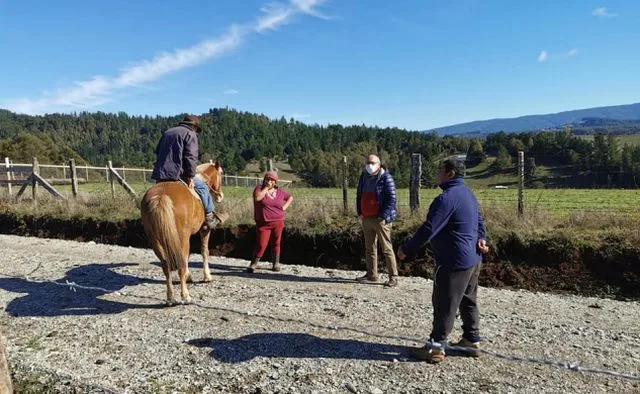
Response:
[0,234,638,393]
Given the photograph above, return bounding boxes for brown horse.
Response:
[140,162,224,304]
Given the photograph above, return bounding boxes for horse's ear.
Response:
[214,160,221,169]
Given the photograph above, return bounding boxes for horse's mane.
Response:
[196,163,214,174]
[196,162,223,186]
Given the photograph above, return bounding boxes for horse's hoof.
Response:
[203,276,213,283]
[182,297,193,305]
[165,300,176,307]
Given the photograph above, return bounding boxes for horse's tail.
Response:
[146,194,183,271]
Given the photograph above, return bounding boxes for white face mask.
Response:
[365,163,379,175]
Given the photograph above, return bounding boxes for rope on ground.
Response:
[1,269,639,382]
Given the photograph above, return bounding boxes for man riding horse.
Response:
[151,115,228,228]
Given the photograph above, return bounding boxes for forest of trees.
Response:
[485,129,640,187]
[1,108,640,188]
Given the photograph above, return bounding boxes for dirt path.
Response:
[0,234,638,393]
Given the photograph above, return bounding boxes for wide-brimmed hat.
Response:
[178,115,201,132]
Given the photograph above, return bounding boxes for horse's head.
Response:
[196,161,224,203]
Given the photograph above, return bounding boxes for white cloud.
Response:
[4,0,328,114]
[537,51,548,63]
[592,7,617,17]
[291,0,332,20]
[567,48,578,57]
[255,3,295,32]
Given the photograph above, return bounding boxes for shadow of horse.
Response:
[186,333,414,363]
[0,263,165,317]
[151,260,360,285]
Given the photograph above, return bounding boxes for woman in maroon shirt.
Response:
[247,171,293,272]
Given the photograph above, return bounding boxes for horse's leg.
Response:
[200,228,212,282]
[161,261,175,305]
[178,234,192,303]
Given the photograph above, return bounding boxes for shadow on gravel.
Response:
[0,263,165,317]
[187,333,414,363]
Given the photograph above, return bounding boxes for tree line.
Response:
[1,108,640,188]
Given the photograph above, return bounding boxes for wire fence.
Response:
[2,157,640,217]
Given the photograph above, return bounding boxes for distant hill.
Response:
[430,103,640,135]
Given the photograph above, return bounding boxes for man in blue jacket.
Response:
[356,154,399,287]
[398,157,489,363]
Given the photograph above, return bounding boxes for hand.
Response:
[188,178,195,188]
[397,248,407,261]
[477,239,489,254]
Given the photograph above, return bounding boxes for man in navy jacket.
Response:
[152,115,228,228]
[398,157,489,363]
[356,154,399,287]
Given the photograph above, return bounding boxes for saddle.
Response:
[177,174,206,203]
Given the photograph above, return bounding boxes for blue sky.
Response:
[1,0,639,130]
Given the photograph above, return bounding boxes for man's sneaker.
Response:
[411,339,446,364]
[385,276,398,287]
[356,274,379,283]
[449,338,481,358]
[205,212,229,228]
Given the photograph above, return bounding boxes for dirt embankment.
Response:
[0,212,638,300]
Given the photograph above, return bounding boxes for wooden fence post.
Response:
[4,157,12,196]
[108,161,116,198]
[32,157,39,202]
[342,156,349,214]
[268,159,274,172]
[410,153,422,214]
[69,159,79,199]
[518,151,524,216]
[108,161,137,199]
[85,165,89,183]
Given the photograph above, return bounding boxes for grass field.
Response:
[44,180,640,214]
[4,179,639,230]
[578,134,640,146]
[4,154,640,239]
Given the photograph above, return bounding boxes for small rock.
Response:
[345,383,358,393]
[369,388,383,394]
[95,359,106,365]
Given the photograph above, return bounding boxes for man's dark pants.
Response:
[430,262,482,343]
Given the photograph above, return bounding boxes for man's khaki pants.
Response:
[362,216,398,279]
